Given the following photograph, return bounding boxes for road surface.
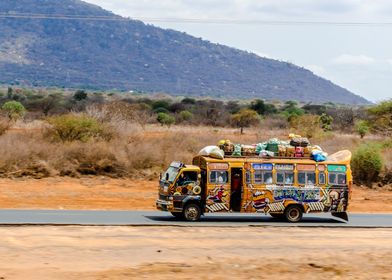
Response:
[0,210,391,227]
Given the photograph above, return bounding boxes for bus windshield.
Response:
[163,166,180,183]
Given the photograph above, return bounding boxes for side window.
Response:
[276,172,284,184]
[338,174,346,185]
[264,172,273,184]
[307,172,316,185]
[328,173,337,185]
[285,173,294,184]
[254,171,273,184]
[254,170,263,184]
[210,171,228,184]
[298,172,306,185]
[319,172,326,185]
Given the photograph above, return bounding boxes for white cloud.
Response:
[332,54,375,66]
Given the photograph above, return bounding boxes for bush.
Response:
[351,144,383,185]
[290,114,323,139]
[230,109,261,134]
[178,110,193,122]
[355,120,370,139]
[46,114,112,142]
[157,112,175,127]
[1,101,26,120]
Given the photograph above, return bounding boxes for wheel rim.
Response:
[185,206,199,221]
[288,208,300,221]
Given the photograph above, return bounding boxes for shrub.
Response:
[157,112,175,127]
[1,101,26,120]
[178,110,193,122]
[230,109,261,134]
[351,144,383,185]
[290,114,323,139]
[355,120,370,139]
[46,114,111,142]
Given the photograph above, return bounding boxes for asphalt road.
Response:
[0,210,391,227]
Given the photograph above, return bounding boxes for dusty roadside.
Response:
[0,226,390,280]
[0,177,391,212]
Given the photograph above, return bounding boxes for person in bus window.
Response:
[264,172,273,184]
[338,174,346,185]
[285,173,294,184]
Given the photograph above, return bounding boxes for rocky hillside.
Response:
[0,0,369,104]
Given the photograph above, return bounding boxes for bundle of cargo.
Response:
[241,144,257,156]
[198,146,224,159]
[216,135,328,161]
[290,137,310,147]
[218,140,234,155]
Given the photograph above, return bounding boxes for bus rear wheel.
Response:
[183,203,201,222]
[284,205,303,223]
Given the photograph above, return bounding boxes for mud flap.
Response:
[332,212,349,222]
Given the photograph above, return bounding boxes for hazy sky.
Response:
[85,0,392,102]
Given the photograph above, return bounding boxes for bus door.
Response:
[230,167,243,212]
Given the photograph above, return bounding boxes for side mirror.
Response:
[165,173,169,181]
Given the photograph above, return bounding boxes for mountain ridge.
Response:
[0,0,370,104]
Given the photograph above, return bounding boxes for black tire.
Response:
[284,205,303,223]
[270,213,284,219]
[183,203,201,222]
[171,212,184,219]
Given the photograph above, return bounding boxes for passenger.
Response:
[265,173,273,184]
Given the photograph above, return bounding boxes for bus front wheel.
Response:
[183,203,201,222]
[284,205,303,223]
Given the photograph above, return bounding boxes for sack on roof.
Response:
[290,137,310,147]
[198,146,224,159]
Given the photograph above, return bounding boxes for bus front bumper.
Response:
[156,199,174,212]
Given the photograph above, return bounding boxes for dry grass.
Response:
[0,122,390,184]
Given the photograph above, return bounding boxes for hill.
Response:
[0,0,369,104]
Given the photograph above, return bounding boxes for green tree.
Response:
[73,90,88,101]
[319,113,333,132]
[355,120,370,139]
[157,112,175,127]
[281,100,304,121]
[1,101,26,120]
[46,114,110,142]
[230,109,261,134]
[351,144,383,185]
[179,110,193,122]
[7,87,13,99]
[250,99,277,115]
[368,99,392,135]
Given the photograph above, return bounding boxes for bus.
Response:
[156,150,352,222]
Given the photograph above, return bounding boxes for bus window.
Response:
[276,172,284,184]
[319,172,326,185]
[210,171,228,184]
[338,173,346,185]
[328,173,337,185]
[264,172,273,184]
[285,173,294,184]
[254,171,273,184]
[254,171,263,184]
[298,172,316,185]
[307,173,316,184]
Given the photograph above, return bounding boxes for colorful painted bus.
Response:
[156,150,352,222]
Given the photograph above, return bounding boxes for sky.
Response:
[84,0,392,102]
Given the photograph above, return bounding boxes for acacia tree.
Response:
[1,101,26,121]
[230,109,260,134]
